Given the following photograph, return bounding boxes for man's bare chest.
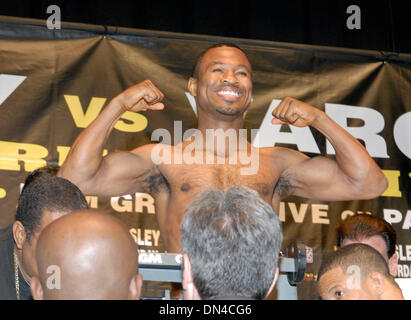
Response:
[159,160,279,201]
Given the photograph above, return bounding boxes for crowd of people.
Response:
[0,165,405,300]
[0,43,405,300]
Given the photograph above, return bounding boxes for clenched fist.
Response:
[115,80,164,113]
[271,97,322,127]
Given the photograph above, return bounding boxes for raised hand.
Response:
[115,80,165,113]
[271,97,322,127]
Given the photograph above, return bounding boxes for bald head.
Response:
[31,209,142,300]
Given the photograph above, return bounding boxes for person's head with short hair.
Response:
[336,214,398,276]
[317,243,404,300]
[181,186,282,300]
[30,209,142,300]
[190,43,251,79]
[13,173,88,283]
[20,164,60,193]
[187,43,253,121]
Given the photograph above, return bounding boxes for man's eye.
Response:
[334,290,344,299]
[236,71,248,76]
[212,68,223,72]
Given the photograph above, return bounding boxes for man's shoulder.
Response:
[0,224,13,262]
[0,224,15,301]
[258,146,302,160]
[0,224,13,242]
[130,143,159,153]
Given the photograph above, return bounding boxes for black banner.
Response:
[0,16,410,299]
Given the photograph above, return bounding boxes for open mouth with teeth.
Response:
[216,89,242,101]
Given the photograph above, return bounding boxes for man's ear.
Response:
[265,267,279,299]
[368,272,385,297]
[13,221,27,250]
[187,77,198,97]
[182,253,200,300]
[30,276,44,300]
[128,274,143,300]
[182,254,192,295]
[388,253,398,277]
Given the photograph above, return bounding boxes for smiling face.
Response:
[188,45,253,120]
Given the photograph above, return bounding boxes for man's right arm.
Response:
[58,80,164,197]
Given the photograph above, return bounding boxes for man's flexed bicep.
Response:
[58,80,164,196]
[70,144,157,197]
[278,149,380,201]
[272,97,387,201]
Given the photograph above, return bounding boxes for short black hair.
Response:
[336,214,397,258]
[21,164,60,193]
[317,243,396,286]
[15,174,88,243]
[191,43,250,78]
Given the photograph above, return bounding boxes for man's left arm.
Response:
[272,97,388,201]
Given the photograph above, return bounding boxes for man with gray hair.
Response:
[180,186,282,300]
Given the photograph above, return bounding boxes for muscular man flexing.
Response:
[58,43,387,253]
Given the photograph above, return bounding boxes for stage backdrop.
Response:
[0,16,410,299]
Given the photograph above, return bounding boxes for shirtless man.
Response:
[58,43,387,254]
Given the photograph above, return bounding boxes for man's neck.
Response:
[195,114,251,156]
[14,246,31,284]
[197,111,244,133]
[382,281,404,300]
